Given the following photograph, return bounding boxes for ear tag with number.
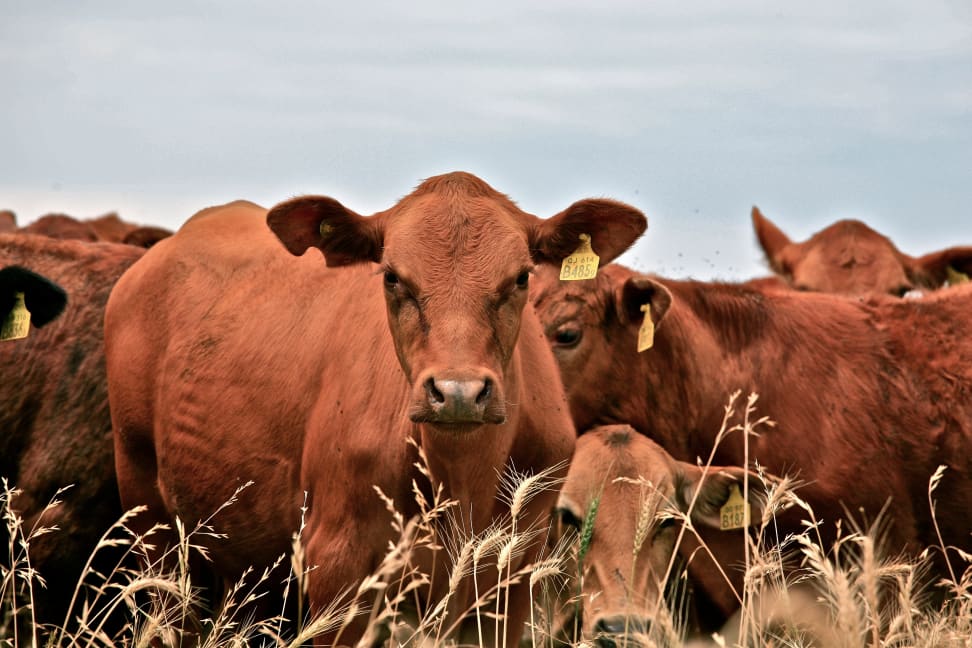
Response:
[1,292,31,341]
[946,265,970,286]
[637,304,655,352]
[719,483,750,530]
[559,234,600,281]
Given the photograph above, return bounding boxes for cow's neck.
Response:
[638,280,784,464]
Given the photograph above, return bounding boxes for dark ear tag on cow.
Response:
[560,234,600,281]
[1,292,31,341]
[719,484,750,530]
[637,304,654,352]
[947,265,970,286]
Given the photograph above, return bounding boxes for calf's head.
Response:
[554,425,766,647]
[267,172,646,429]
[753,207,972,296]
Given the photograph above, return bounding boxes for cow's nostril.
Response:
[425,378,445,404]
[476,378,492,405]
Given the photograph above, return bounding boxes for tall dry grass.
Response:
[2,395,970,647]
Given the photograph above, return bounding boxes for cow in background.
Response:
[0,211,17,234]
[532,263,972,629]
[105,172,646,645]
[16,212,172,248]
[752,206,972,295]
[1,233,143,631]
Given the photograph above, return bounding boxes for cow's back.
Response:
[0,233,144,625]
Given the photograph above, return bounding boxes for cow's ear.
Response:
[908,246,972,288]
[0,266,67,328]
[530,199,646,266]
[676,463,766,530]
[752,207,794,275]
[267,196,383,267]
[615,275,672,328]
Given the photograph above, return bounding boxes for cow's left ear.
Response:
[530,199,647,266]
[267,196,383,267]
[676,463,767,531]
[908,246,972,288]
[615,275,672,329]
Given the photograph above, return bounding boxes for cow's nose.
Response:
[424,377,492,422]
[593,615,649,648]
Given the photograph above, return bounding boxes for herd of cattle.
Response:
[1,172,971,647]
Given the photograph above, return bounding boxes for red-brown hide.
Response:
[0,234,144,627]
[753,206,972,295]
[18,212,172,248]
[533,263,972,627]
[105,173,646,645]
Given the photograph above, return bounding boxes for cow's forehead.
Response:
[565,431,676,506]
[380,193,533,282]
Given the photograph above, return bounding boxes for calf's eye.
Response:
[515,271,530,289]
[384,271,399,288]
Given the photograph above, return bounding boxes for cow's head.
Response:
[267,172,646,429]
[532,264,672,437]
[554,425,766,647]
[753,207,972,296]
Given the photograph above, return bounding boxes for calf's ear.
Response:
[530,199,647,266]
[752,207,794,276]
[267,196,383,267]
[0,266,68,328]
[616,275,672,328]
[676,463,767,531]
[909,246,972,288]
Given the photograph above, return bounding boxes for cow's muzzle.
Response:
[409,371,507,425]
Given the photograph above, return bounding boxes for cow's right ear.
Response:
[616,275,672,329]
[0,266,68,329]
[267,196,384,267]
[752,207,794,275]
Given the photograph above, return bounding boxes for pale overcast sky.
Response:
[2,1,970,279]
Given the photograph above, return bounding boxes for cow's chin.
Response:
[408,410,508,431]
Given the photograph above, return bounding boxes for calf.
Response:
[752,206,972,295]
[1,234,143,629]
[533,263,972,625]
[105,172,646,645]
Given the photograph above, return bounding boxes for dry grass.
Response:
[2,397,971,647]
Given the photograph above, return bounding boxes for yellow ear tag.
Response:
[719,484,750,530]
[319,222,333,239]
[1,292,31,341]
[559,234,600,281]
[637,304,654,352]
[946,265,970,286]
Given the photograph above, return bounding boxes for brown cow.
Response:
[0,210,17,233]
[104,172,646,645]
[0,234,143,631]
[752,206,972,295]
[533,263,972,629]
[553,425,767,646]
[18,212,172,248]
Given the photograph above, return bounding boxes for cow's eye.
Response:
[515,271,530,289]
[553,327,582,348]
[657,516,676,531]
[893,284,912,297]
[558,507,582,531]
[384,271,399,288]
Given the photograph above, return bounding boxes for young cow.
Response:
[105,172,647,646]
